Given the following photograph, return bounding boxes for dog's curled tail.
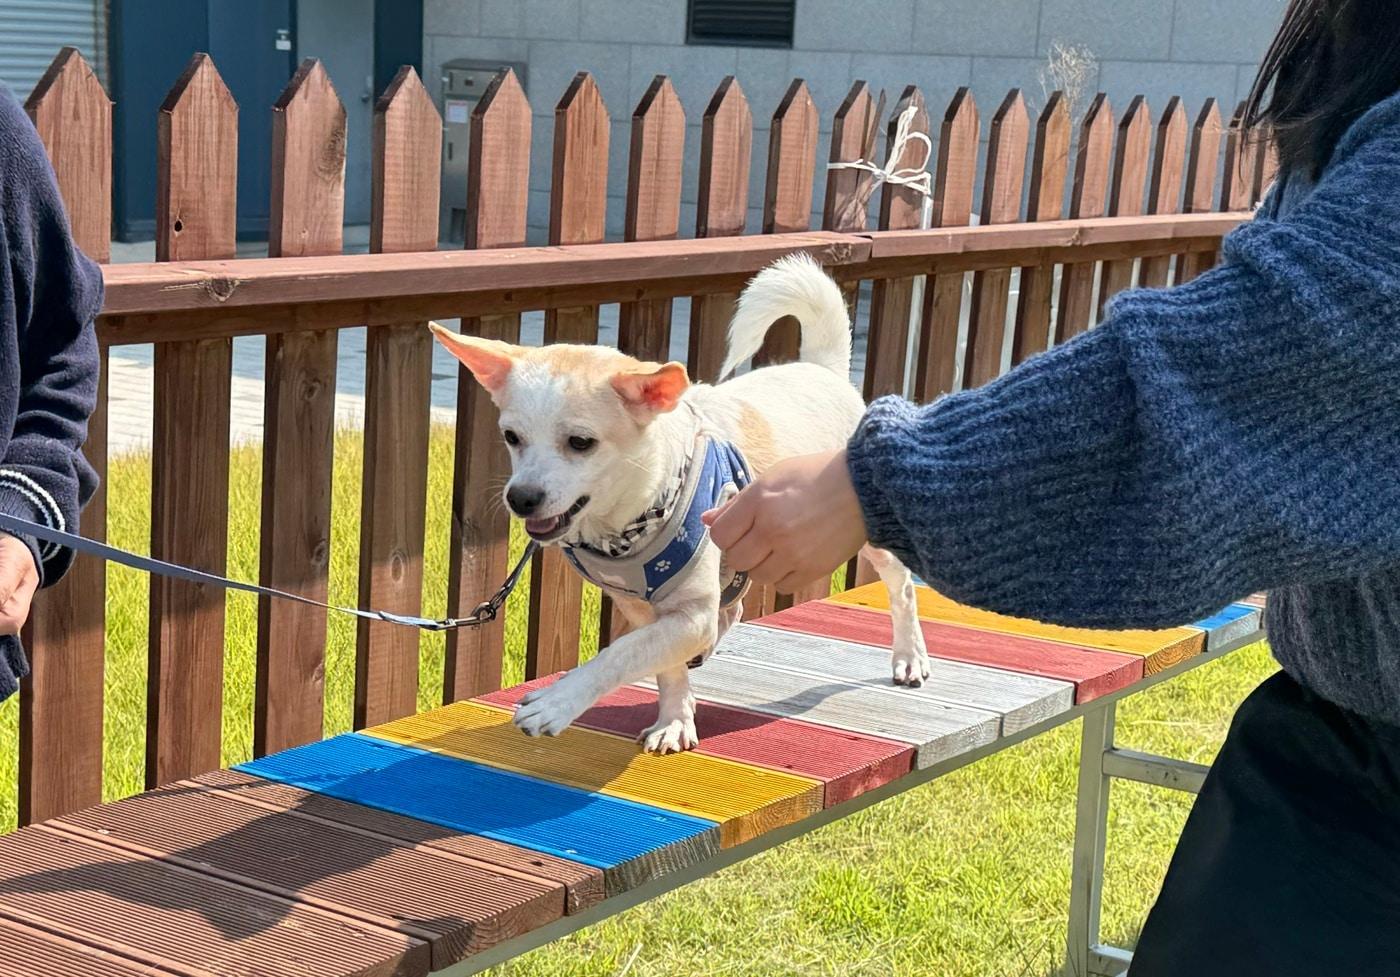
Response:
[719,252,851,380]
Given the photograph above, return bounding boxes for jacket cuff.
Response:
[846,397,925,568]
[0,635,28,701]
[0,470,68,587]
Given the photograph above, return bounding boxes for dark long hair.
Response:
[1244,0,1400,178]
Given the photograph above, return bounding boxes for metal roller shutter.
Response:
[0,0,106,99]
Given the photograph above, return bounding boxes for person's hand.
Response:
[702,450,868,593]
[0,535,38,636]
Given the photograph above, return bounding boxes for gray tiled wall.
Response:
[425,0,1286,243]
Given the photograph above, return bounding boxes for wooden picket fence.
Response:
[15,47,1266,828]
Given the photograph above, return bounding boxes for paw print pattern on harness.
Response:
[560,437,753,617]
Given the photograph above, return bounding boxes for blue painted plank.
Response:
[236,733,718,870]
[1190,603,1263,651]
[1192,604,1255,630]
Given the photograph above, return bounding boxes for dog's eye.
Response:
[567,435,597,453]
[502,429,520,447]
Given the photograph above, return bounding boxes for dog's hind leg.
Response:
[861,545,930,687]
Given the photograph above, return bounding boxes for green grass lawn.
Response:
[0,427,1277,976]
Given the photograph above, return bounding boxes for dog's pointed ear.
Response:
[429,322,517,396]
[611,361,690,417]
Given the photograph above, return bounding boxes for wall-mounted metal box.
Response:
[441,57,527,242]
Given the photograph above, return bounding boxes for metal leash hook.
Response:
[422,541,539,631]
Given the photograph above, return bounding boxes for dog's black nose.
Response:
[506,485,545,517]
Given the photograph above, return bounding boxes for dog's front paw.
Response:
[638,716,699,755]
[891,644,931,688]
[514,682,589,737]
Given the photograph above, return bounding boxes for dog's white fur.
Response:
[431,254,931,753]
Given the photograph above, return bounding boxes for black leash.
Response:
[0,511,539,632]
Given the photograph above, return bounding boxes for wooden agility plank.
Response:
[1189,603,1262,651]
[481,676,915,807]
[753,600,1142,703]
[0,915,182,977]
[55,779,565,973]
[364,701,822,847]
[718,623,1075,735]
[643,654,1000,768]
[830,583,1206,674]
[1240,592,1268,609]
[0,823,422,977]
[237,733,719,896]
[193,769,605,914]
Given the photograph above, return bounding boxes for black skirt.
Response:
[1131,670,1400,976]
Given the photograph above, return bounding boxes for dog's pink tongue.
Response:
[526,514,560,536]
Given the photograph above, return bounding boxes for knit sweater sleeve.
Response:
[0,88,101,586]
[846,93,1400,631]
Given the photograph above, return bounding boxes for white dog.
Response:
[430,253,931,753]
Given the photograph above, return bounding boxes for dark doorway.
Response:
[296,0,374,227]
[207,0,296,238]
[111,0,207,241]
[112,0,421,242]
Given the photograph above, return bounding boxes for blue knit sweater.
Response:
[847,88,1400,726]
[0,85,103,698]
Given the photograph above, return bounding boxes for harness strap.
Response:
[0,511,537,632]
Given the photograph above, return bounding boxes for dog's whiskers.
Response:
[482,493,507,521]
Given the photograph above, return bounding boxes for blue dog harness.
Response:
[561,436,753,666]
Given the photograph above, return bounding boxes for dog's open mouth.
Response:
[524,496,590,542]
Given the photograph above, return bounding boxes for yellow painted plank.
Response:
[828,583,1205,675]
[364,701,823,847]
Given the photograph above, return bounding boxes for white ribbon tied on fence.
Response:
[826,100,937,397]
[826,101,935,210]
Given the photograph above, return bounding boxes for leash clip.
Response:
[0,511,545,637]
[432,540,540,631]
[468,600,499,625]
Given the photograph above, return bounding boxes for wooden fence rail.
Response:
[96,213,1243,338]
[15,47,1269,826]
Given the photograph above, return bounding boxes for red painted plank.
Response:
[480,677,913,807]
[753,601,1142,704]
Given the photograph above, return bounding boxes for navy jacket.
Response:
[0,84,103,698]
